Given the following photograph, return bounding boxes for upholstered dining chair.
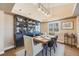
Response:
[23,35,43,56]
[47,38,55,56]
[53,35,58,47]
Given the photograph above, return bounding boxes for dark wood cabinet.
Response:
[14,15,40,48]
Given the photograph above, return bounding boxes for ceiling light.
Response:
[28,13,31,15]
[37,3,50,17]
[38,8,41,11]
[19,9,22,11]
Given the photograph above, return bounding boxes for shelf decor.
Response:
[14,15,40,48]
[62,21,73,30]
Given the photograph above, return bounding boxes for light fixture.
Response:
[38,3,50,17]
[19,9,22,11]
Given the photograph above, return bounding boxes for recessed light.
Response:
[28,13,31,15]
[19,9,22,11]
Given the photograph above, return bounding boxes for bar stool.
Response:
[70,33,77,47]
[64,33,69,44]
[74,34,77,46]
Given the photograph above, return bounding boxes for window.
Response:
[48,21,60,34]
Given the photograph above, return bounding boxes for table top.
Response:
[33,35,56,44]
[33,36,49,44]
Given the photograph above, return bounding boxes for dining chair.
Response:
[42,35,57,56]
[47,38,55,56]
[23,35,43,56]
[53,35,58,47]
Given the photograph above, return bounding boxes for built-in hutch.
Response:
[14,15,40,47]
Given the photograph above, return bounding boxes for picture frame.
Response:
[61,21,74,30]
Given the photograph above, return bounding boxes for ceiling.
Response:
[74,4,79,16]
[0,3,14,12]
[12,3,48,21]
[12,3,74,21]
[41,3,69,8]
[0,3,76,21]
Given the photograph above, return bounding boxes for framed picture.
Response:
[62,21,74,30]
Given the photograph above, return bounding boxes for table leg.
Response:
[43,44,47,56]
[45,47,47,56]
[25,51,26,56]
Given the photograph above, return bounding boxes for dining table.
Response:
[33,35,56,56]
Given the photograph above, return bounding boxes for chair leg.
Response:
[45,47,47,56]
[55,42,57,47]
[42,49,43,56]
[71,38,72,48]
[50,47,51,56]
[25,51,26,56]
[56,43,57,47]
[53,45,55,53]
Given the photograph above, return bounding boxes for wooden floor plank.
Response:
[1,43,79,56]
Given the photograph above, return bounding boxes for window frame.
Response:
[48,21,61,34]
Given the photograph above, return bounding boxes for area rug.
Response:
[16,43,65,56]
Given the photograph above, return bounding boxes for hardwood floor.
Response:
[1,47,24,56]
[64,45,79,56]
[1,44,79,56]
[3,48,16,56]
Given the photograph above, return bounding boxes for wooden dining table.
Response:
[33,35,56,44]
[33,35,56,56]
[33,36,49,44]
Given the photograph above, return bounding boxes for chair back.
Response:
[64,33,69,37]
[51,35,58,43]
[23,35,34,56]
[55,35,58,41]
[48,38,54,47]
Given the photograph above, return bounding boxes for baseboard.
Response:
[0,51,4,55]
[77,45,79,48]
[4,45,15,51]
[0,45,14,55]
[57,41,64,44]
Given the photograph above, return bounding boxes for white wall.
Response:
[4,13,14,50]
[76,16,79,48]
[0,11,14,55]
[0,10,4,54]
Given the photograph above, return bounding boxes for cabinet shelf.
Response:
[14,15,40,48]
